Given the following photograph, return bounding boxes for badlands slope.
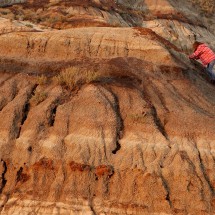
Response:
[0,0,214,214]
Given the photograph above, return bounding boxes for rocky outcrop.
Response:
[0,0,215,215]
[0,59,215,214]
[0,27,182,73]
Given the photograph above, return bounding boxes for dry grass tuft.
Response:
[129,112,148,123]
[36,75,48,85]
[188,0,215,15]
[53,67,99,90]
[25,23,34,28]
[85,69,99,84]
[30,90,47,106]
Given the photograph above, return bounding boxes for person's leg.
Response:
[206,60,215,80]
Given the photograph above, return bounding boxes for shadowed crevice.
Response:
[160,174,172,208]
[0,160,7,194]
[96,85,124,155]
[151,106,169,140]
[89,203,96,215]
[16,84,38,139]
[16,167,23,183]
[107,88,124,155]
[111,90,124,155]
[20,103,30,126]
[49,105,58,127]
[112,140,121,154]
[197,148,215,194]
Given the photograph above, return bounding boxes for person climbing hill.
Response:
[189,41,215,81]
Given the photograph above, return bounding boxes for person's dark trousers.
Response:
[206,60,215,80]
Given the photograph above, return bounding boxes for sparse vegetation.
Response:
[1,11,8,15]
[53,67,99,90]
[188,0,215,16]
[25,23,34,28]
[85,70,99,84]
[36,75,48,85]
[0,9,14,19]
[30,91,47,106]
[53,67,80,90]
[21,9,36,21]
[129,112,148,123]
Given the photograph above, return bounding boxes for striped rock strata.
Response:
[0,0,214,215]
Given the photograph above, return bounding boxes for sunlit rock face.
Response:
[0,0,215,214]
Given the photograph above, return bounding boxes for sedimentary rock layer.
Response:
[0,0,214,214]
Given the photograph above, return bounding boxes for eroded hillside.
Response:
[0,0,215,214]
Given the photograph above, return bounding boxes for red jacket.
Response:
[189,44,215,65]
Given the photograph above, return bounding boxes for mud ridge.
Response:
[196,147,215,195]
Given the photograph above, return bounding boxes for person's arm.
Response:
[189,46,203,59]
